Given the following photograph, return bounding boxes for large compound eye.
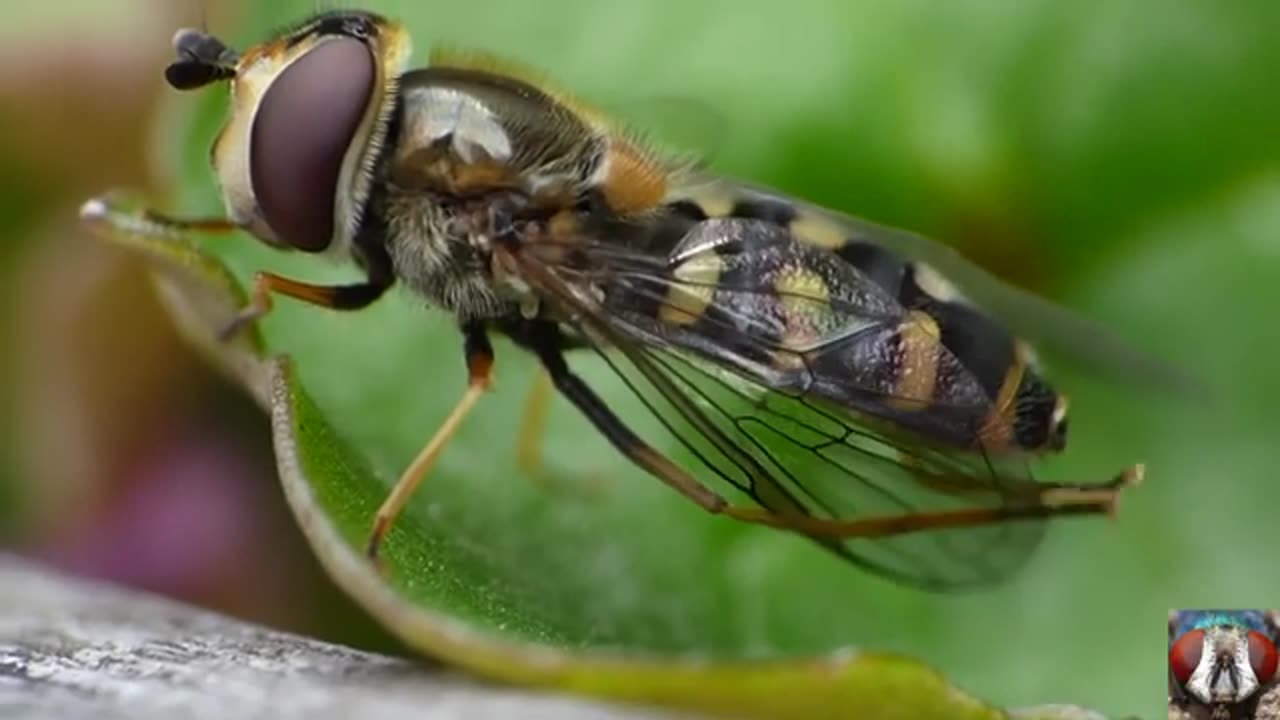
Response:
[1170,629,1205,685]
[1248,630,1278,683]
[250,38,374,251]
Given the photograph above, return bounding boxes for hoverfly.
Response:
[1170,610,1279,715]
[83,9,1147,590]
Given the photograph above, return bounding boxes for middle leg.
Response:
[365,323,494,562]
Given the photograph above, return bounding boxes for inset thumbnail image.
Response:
[1170,610,1280,719]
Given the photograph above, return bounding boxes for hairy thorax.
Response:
[379,188,517,321]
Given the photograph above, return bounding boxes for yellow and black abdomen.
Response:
[837,238,1066,454]
[610,188,1070,457]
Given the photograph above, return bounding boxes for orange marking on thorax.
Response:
[390,147,520,195]
[449,160,520,195]
[601,141,669,214]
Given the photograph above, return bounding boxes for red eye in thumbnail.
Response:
[1170,629,1205,685]
[1248,630,1278,683]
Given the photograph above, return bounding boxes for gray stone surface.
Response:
[0,555,687,720]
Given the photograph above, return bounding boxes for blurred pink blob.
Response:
[37,434,270,598]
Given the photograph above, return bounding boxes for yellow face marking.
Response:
[789,212,848,250]
[660,252,722,326]
[887,310,941,412]
[212,36,312,232]
[212,15,412,256]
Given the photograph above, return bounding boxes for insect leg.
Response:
[526,324,728,513]
[723,464,1142,539]
[365,323,494,562]
[514,368,554,476]
[529,314,1139,538]
[511,367,617,495]
[80,195,394,338]
[219,272,391,340]
[908,458,1143,513]
[536,331,1136,537]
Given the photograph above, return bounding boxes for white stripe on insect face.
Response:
[1185,625,1259,704]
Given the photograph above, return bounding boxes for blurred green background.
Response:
[3,1,1279,718]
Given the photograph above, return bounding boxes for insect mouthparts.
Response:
[165,27,239,90]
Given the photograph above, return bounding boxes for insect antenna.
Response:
[165,0,238,92]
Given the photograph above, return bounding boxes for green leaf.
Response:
[94,1,1280,718]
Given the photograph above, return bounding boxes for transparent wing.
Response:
[593,339,1047,589]
[549,215,1016,431]
[672,176,1200,396]
[513,227,1058,589]
[608,94,727,167]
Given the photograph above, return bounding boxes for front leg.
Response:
[220,272,392,340]
[80,194,394,340]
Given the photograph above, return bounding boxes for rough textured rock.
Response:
[0,556,688,720]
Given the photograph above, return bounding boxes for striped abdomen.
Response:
[610,185,1070,455]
